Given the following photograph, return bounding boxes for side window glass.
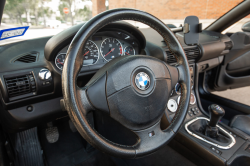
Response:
[223,14,250,33]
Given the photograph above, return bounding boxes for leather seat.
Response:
[230,115,250,139]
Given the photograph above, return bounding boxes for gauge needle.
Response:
[105,48,115,57]
[83,51,89,56]
[57,59,64,65]
[125,52,130,55]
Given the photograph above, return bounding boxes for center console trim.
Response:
[185,117,236,149]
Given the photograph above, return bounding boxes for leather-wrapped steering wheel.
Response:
[62,8,191,158]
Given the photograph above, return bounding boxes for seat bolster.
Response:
[232,128,250,140]
[230,115,250,136]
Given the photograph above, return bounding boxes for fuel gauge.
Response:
[124,46,135,55]
[55,53,66,70]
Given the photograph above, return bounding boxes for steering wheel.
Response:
[62,8,191,158]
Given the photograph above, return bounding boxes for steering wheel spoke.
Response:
[177,64,189,83]
[165,64,180,92]
[132,121,173,157]
[84,74,110,114]
[75,87,93,115]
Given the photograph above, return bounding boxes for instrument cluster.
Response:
[55,31,139,70]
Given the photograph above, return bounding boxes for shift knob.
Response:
[208,104,225,127]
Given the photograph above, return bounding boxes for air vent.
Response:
[166,47,201,64]
[15,52,38,63]
[4,74,36,101]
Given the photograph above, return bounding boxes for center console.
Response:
[185,105,236,150]
[164,63,249,166]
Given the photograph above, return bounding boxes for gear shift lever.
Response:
[205,104,225,138]
[208,104,225,127]
[187,104,234,147]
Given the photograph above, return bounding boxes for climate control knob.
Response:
[39,69,52,80]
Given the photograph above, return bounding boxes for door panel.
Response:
[200,31,250,119]
[227,51,250,71]
[215,32,250,91]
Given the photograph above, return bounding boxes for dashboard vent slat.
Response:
[15,53,38,63]
[166,47,201,64]
[4,74,36,100]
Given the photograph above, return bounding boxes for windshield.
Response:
[0,0,244,45]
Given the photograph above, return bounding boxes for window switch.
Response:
[211,146,222,155]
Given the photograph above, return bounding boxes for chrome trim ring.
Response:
[124,46,135,55]
[190,93,196,105]
[55,53,66,70]
[175,83,181,95]
[167,99,178,112]
[185,117,236,149]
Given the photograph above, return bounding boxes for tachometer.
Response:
[83,40,99,65]
[100,38,123,61]
[124,46,135,55]
[55,53,66,70]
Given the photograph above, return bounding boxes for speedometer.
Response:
[55,40,99,70]
[83,40,99,66]
[100,38,123,61]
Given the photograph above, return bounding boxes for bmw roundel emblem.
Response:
[135,72,150,90]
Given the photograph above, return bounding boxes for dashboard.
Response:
[54,31,140,71]
[0,21,233,132]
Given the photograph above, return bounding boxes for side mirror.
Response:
[166,24,177,28]
[242,21,250,32]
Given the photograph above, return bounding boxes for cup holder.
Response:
[230,156,250,166]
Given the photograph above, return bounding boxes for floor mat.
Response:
[39,117,195,166]
[39,118,115,166]
[10,127,44,166]
[111,145,196,166]
[76,150,116,166]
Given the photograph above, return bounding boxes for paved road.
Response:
[212,86,250,106]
